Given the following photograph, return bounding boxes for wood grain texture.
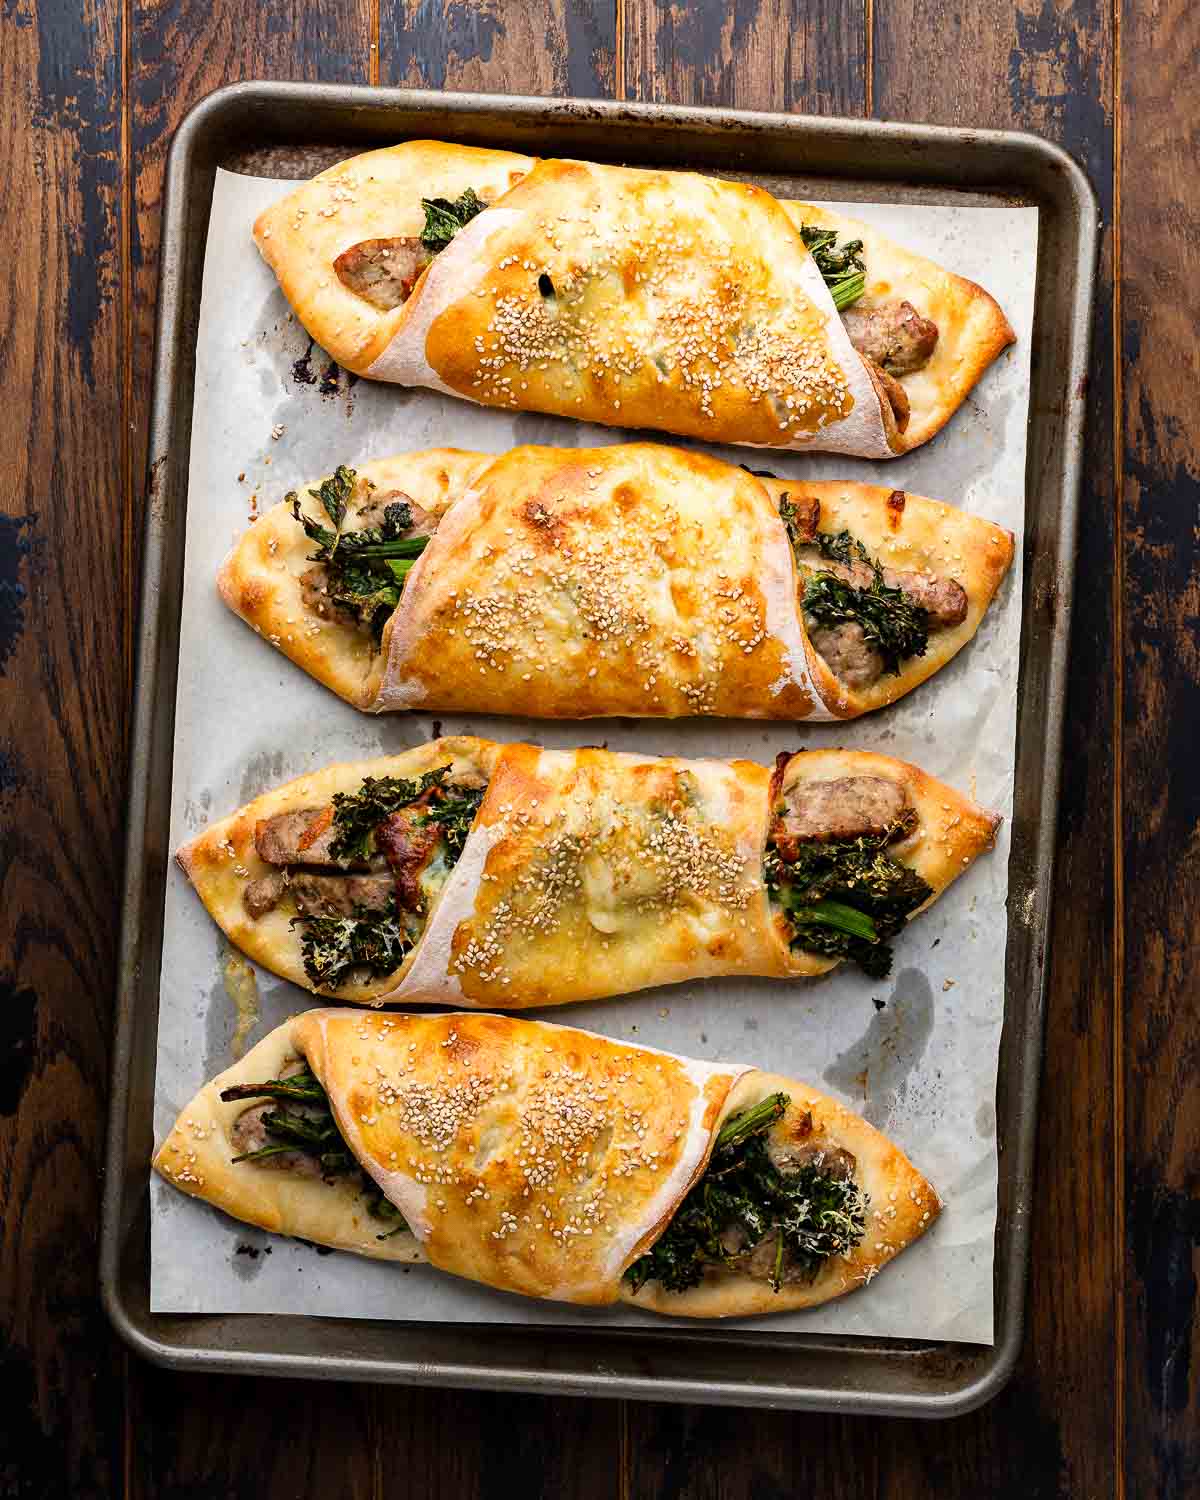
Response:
[0,0,128,1494]
[126,1371,377,1499]
[873,2,1120,1496]
[620,0,865,113]
[1119,0,1200,1491]
[126,0,373,613]
[379,0,616,96]
[7,0,1190,1494]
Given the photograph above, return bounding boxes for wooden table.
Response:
[2,1,1193,1493]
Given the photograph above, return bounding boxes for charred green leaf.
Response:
[289,471,429,641]
[777,504,930,676]
[292,908,412,989]
[626,1092,867,1294]
[802,571,929,677]
[221,1064,410,1238]
[329,766,454,863]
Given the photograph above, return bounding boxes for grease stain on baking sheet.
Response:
[240,750,288,802]
[223,952,260,1059]
[181,787,213,831]
[205,943,261,1075]
[821,967,934,1127]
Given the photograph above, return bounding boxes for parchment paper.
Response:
[150,168,1038,1343]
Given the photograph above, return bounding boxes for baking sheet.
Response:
[150,167,1037,1343]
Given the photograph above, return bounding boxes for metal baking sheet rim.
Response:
[101,81,1097,1416]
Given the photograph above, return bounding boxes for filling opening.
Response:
[243,764,488,990]
[220,1061,410,1242]
[290,465,439,646]
[777,491,967,690]
[763,757,933,979]
[626,1092,867,1295]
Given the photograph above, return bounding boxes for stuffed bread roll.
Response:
[220,444,1014,719]
[154,1008,941,1314]
[177,737,999,1008]
[253,141,1014,458]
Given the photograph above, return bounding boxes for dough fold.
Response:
[154,1008,941,1313]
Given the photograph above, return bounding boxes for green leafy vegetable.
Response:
[802,570,929,677]
[420,188,486,252]
[277,768,488,986]
[292,908,413,989]
[788,898,880,943]
[777,494,812,555]
[221,1064,410,1239]
[220,1073,329,1107]
[777,502,930,676]
[625,1092,867,1295]
[765,818,931,979]
[799,225,867,311]
[413,784,487,859]
[327,764,486,867]
[713,1092,787,1151]
[289,468,429,640]
[329,765,455,863]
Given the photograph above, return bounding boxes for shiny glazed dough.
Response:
[176,740,1001,1009]
[217,444,1014,719]
[253,142,1014,457]
[154,1008,941,1312]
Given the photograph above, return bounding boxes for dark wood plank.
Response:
[125,1370,376,1498]
[1118,0,1200,1491]
[379,0,616,96]
[620,0,865,113]
[126,0,374,587]
[121,5,377,1498]
[366,1387,622,1500]
[0,0,129,1493]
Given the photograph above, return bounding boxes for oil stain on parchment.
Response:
[821,967,935,1127]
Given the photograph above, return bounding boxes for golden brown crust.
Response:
[416,157,865,446]
[217,445,1013,719]
[293,1009,745,1302]
[380,443,819,719]
[440,742,796,1007]
[622,1070,942,1317]
[177,740,999,1007]
[154,1012,939,1312]
[779,201,1017,452]
[252,141,537,373]
[253,143,1012,457]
